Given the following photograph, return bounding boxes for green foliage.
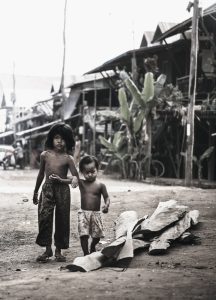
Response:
[100,68,166,179]
[141,72,154,103]
[200,146,214,162]
[118,88,131,124]
[133,111,145,133]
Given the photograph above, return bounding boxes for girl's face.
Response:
[53,134,66,151]
[82,162,98,182]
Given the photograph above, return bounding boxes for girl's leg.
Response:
[80,235,89,255]
[55,247,66,262]
[55,185,70,249]
[36,184,55,248]
[36,245,53,262]
[90,238,100,253]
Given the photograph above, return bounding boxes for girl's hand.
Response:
[49,174,61,182]
[71,176,78,188]
[33,193,39,205]
[102,205,109,213]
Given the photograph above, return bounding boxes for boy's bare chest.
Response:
[80,182,101,197]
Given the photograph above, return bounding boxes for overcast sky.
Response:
[0,0,215,106]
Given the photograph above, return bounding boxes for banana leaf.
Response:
[124,78,143,108]
[133,110,145,133]
[99,136,116,152]
[113,131,126,151]
[118,87,131,124]
[200,146,214,162]
[154,74,167,97]
[141,72,154,103]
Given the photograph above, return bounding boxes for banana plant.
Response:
[99,131,129,178]
[99,63,166,179]
[181,146,214,186]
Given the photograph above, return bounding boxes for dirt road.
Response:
[0,169,215,300]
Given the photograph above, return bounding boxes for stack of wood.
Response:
[66,200,199,272]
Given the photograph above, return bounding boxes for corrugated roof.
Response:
[204,3,216,14]
[140,31,155,47]
[85,44,165,75]
[16,119,61,137]
[152,22,177,43]
[152,3,216,43]
[0,130,14,139]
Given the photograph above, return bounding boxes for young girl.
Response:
[78,155,110,256]
[33,123,78,262]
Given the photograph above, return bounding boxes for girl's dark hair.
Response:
[45,123,75,153]
[79,155,99,172]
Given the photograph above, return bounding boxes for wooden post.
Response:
[108,87,112,139]
[208,121,215,180]
[93,87,97,156]
[12,62,16,142]
[82,91,85,148]
[146,116,152,176]
[60,0,67,121]
[131,52,138,86]
[185,0,199,186]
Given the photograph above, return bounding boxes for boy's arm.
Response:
[101,183,110,213]
[33,152,45,204]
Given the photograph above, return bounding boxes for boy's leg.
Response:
[80,235,89,256]
[78,210,91,256]
[90,211,104,253]
[90,238,100,253]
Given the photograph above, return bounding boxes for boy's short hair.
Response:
[79,155,99,172]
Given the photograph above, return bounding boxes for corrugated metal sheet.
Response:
[33,98,54,116]
[152,22,177,43]
[0,130,14,138]
[152,3,216,43]
[85,44,165,75]
[63,88,81,120]
[140,31,155,47]
[16,119,61,137]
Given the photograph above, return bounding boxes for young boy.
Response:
[78,155,110,256]
[33,123,79,262]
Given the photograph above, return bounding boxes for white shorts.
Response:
[78,209,104,238]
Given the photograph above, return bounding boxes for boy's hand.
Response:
[33,193,39,205]
[102,205,109,213]
[71,176,78,188]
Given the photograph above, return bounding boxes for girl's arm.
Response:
[68,155,79,188]
[49,174,74,184]
[33,152,46,204]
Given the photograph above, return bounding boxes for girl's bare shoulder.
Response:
[40,150,53,158]
[66,154,75,163]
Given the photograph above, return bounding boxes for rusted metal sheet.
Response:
[66,201,199,272]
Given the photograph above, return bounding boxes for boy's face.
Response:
[53,134,66,151]
[82,162,98,182]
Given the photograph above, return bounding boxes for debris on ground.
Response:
[65,200,200,272]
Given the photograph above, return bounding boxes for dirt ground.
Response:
[0,169,215,300]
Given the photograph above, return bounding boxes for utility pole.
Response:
[12,62,16,141]
[60,0,67,121]
[93,76,97,156]
[185,0,199,186]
